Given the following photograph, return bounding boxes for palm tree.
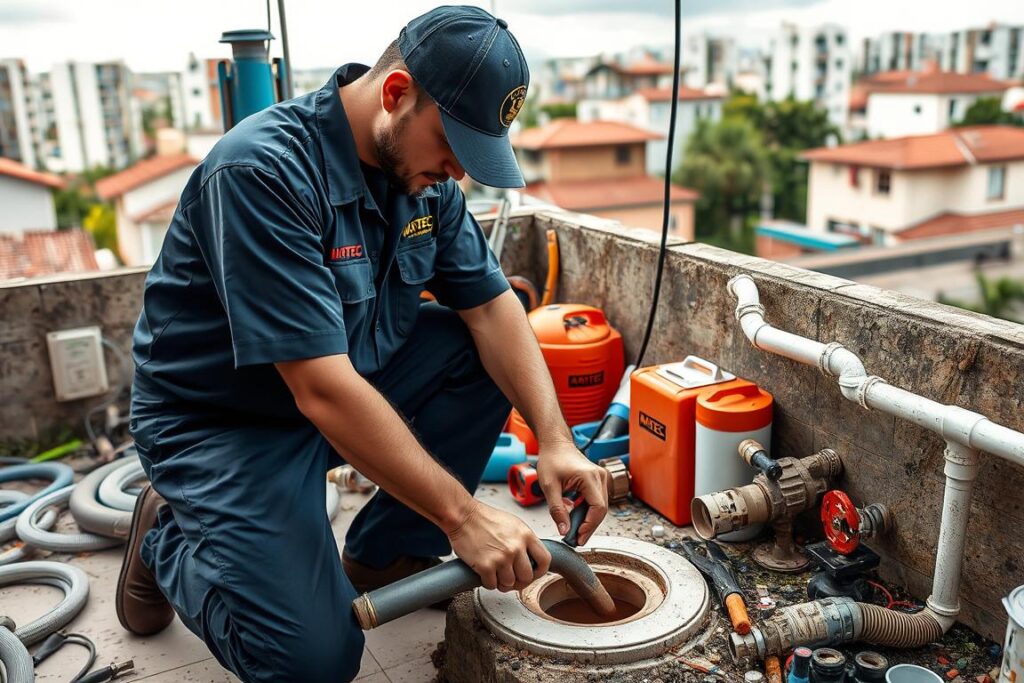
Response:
[675,118,770,243]
[938,272,1024,323]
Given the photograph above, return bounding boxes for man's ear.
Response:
[380,70,416,114]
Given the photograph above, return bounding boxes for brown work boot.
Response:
[116,485,174,636]
[342,549,451,608]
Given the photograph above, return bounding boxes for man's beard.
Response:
[374,115,419,196]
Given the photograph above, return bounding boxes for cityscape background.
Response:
[2,0,1024,321]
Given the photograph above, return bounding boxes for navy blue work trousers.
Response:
[131,304,511,682]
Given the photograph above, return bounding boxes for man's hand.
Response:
[535,443,610,545]
[447,500,551,592]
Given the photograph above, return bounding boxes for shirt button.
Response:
[375,322,382,333]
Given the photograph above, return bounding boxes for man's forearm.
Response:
[460,290,573,449]
[278,356,474,534]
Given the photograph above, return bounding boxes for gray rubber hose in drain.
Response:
[0,560,90,646]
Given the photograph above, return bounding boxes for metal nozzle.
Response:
[739,439,782,480]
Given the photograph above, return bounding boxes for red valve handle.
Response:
[822,490,862,555]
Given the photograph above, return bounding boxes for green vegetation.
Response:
[953,97,1024,128]
[83,204,117,253]
[680,93,840,253]
[939,272,1024,323]
[539,102,577,120]
[53,166,120,262]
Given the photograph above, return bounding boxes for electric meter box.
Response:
[46,327,109,401]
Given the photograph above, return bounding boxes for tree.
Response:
[83,204,118,254]
[954,97,1023,127]
[939,272,1024,323]
[676,118,770,245]
[539,102,577,120]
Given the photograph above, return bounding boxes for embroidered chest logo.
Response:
[330,244,363,261]
[402,215,434,240]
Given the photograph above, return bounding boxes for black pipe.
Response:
[352,539,613,629]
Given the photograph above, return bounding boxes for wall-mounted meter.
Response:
[46,327,109,401]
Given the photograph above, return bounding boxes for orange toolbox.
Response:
[630,356,763,526]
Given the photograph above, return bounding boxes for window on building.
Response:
[835,33,845,45]
[914,104,922,114]
[835,58,844,70]
[872,227,887,246]
[948,99,957,120]
[849,165,860,188]
[615,145,631,165]
[875,170,891,195]
[192,88,201,97]
[987,165,1006,200]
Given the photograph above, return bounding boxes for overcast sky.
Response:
[3,0,1024,74]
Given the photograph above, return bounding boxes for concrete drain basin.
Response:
[474,535,710,666]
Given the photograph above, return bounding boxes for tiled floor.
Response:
[2,480,650,682]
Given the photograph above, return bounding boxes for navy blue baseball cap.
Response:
[399,5,529,188]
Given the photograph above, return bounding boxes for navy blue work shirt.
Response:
[132,64,509,419]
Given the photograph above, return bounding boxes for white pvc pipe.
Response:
[727,274,1024,625]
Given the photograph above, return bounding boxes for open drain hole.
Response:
[537,572,646,625]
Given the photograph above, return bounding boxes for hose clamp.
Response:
[817,342,845,377]
[735,302,765,322]
[856,376,887,410]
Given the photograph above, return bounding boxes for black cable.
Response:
[578,0,682,455]
[633,0,682,370]
[83,338,130,444]
[30,631,97,683]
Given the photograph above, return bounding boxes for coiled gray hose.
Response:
[0,490,29,506]
[0,509,57,567]
[69,457,138,539]
[98,458,147,511]
[0,561,90,646]
[0,461,76,544]
[16,486,121,553]
[0,623,33,683]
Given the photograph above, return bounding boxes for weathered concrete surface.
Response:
[0,268,147,445]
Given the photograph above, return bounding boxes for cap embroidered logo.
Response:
[500,85,527,128]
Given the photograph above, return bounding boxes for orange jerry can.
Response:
[629,356,754,526]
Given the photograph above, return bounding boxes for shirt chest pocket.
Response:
[329,258,375,342]
[394,239,436,335]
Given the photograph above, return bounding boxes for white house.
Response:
[850,69,1011,139]
[95,152,198,265]
[0,156,62,233]
[578,86,723,174]
[801,125,1024,246]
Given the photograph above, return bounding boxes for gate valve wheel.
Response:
[822,490,861,555]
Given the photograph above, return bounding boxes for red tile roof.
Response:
[0,229,99,281]
[0,157,64,189]
[633,86,722,102]
[513,119,663,150]
[849,70,1010,111]
[899,208,1024,240]
[95,153,197,200]
[802,126,1024,170]
[522,176,698,211]
[619,55,676,77]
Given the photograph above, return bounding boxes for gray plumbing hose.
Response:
[0,509,57,567]
[16,485,122,553]
[98,458,147,511]
[0,623,33,683]
[326,481,340,521]
[858,603,944,648]
[0,491,29,506]
[0,462,75,523]
[69,456,139,539]
[0,561,90,646]
[352,539,613,630]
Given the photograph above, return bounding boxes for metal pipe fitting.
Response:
[692,442,842,572]
[353,539,613,630]
[597,457,631,503]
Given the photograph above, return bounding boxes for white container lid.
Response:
[1004,584,1024,629]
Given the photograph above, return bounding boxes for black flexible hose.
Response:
[352,539,612,629]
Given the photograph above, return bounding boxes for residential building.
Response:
[577,86,723,174]
[682,33,736,89]
[764,23,850,129]
[0,60,43,169]
[95,152,198,265]
[41,61,143,173]
[179,54,222,132]
[534,55,602,104]
[801,126,1024,246]
[512,119,698,238]
[581,53,676,101]
[293,67,341,98]
[860,32,948,75]
[0,156,63,233]
[849,68,1011,139]
[0,229,99,282]
[943,24,1024,81]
